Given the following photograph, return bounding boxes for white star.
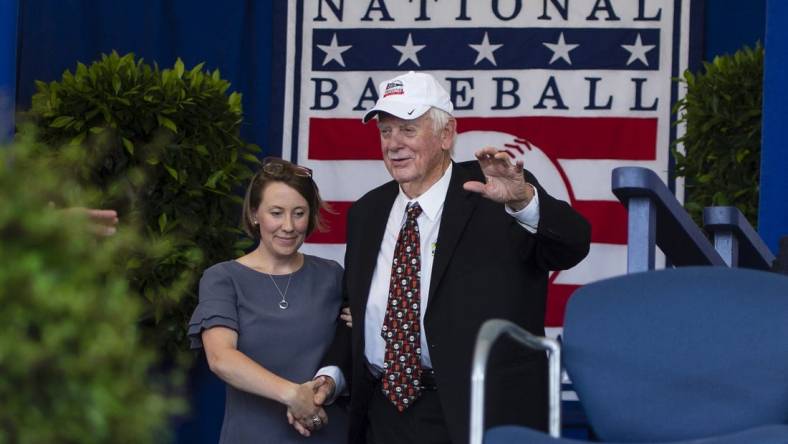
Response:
[543,32,579,65]
[621,33,656,67]
[468,32,503,66]
[316,33,352,67]
[392,33,426,67]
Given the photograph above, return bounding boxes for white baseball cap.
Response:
[362,71,453,123]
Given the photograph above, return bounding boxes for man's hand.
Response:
[340,307,353,328]
[60,207,119,236]
[462,147,534,211]
[285,380,329,436]
[312,375,336,406]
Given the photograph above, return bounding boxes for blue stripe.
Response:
[290,0,305,163]
[312,27,661,71]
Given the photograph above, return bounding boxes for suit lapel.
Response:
[428,162,478,302]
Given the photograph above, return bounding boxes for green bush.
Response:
[26,52,259,351]
[673,43,763,226]
[0,135,182,443]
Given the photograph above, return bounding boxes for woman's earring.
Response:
[252,219,259,225]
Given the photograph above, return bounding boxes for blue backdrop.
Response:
[703,0,765,59]
[15,0,273,154]
[0,0,17,141]
[760,0,788,253]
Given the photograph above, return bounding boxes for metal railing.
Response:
[703,206,775,269]
[470,319,562,444]
[612,167,727,272]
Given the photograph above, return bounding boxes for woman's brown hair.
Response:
[241,157,328,239]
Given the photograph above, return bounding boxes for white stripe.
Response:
[561,390,579,401]
[556,243,667,286]
[282,3,297,162]
[303,160,390,202]
[301,243,346,266]
[553,243,628,285]
[558,159,670,201]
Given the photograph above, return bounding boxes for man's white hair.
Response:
[427,107,457,151]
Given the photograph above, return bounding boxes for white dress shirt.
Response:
[318,162,540,397]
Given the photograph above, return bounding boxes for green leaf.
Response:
[157,115,178,133]
[242,153,259,163]
[122,137,134,154]
[50,116,74,128]
[735,149,750,163]
[174,59,185,79]
[228,92,242,112]
[158,212,168,232]
[189,62,205,77]
[204,170,224,188]
[164,164,179,180]
[69,132,86,145]
[76,62,88,79]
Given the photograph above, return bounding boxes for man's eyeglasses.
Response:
[261,158,313,178]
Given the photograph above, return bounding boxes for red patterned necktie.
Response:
[381,202,423,412]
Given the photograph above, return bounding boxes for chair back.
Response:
[562,266,788,442]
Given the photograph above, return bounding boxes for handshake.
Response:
[285,375,337,437]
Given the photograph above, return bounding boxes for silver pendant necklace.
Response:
[267,272,293,309]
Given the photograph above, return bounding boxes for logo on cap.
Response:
[383,80,405,98]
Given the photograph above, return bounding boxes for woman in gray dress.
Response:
[189,157,349,443]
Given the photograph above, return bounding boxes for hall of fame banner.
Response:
[270,0,703,330]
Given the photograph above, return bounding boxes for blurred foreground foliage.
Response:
[0,133,183,443]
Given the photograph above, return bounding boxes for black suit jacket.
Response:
[324,161,591,444]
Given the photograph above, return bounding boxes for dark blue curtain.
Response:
[760,0,788,253]
[1,0,17,141]
[15,0,275,155]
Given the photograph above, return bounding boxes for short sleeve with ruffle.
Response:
[188,263,239,349]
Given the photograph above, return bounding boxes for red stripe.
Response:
[306,200,627,245]
[573,200,628,245]
[546,283,581,327]
[458,117,657,160]
[308,118,381,160]
[305,201,352,244]
[308,116,657,161]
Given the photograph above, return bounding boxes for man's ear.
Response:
[441,118,457,151]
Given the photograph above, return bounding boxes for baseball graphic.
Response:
[454,131,572,205]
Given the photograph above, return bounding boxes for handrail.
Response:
[703,206,775,269]
[470,319,561,444]
[612,167,726,272]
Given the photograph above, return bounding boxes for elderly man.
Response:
[311,71,590,444]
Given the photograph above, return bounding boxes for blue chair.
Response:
[471,267,788,444]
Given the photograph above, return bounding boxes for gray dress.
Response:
[188,255,348,444]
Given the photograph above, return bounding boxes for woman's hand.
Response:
[340,306,352,328]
